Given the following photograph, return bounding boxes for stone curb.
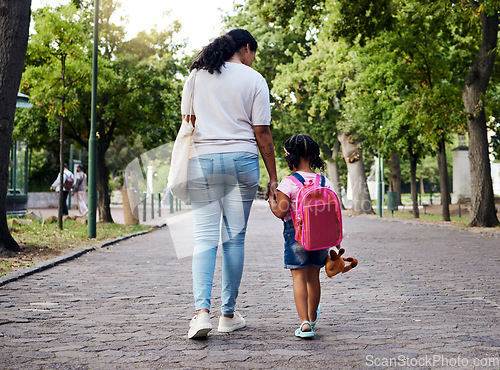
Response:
[0,223,167,287]
[355,214,500,237]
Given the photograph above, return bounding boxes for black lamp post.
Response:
[88,0,99,238]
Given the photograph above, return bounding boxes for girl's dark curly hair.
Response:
[189,29,258,74]
[284,134,326,172]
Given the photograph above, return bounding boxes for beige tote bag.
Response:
[167,71,197,202]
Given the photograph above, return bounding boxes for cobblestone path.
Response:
[0,201,499,368]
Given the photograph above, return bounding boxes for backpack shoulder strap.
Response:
[313,173,324,186]
[290,173,305,188]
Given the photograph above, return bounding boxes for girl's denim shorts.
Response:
[283,220,329,270]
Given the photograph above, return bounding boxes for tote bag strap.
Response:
[188,70,197,118]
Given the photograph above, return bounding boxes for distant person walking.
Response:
[72,164,88,217]
[50,163,73,216]
[183,29,277,339]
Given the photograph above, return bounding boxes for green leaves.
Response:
[330,0,395,45]
[19,0,184,152]
[29,4,90,60]
[224,0,497,189]
[17,3,91,149]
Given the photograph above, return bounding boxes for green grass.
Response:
[370,193,441,206]
[9,219,150,251]
[2,219,150,278]
[384,210,469,227]
[0,260,35,278]
[0,261,14,276]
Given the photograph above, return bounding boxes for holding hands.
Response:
[265,180,278,201]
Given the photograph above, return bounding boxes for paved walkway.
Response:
[1,201,499,369]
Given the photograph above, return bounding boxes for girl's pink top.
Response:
[276,171,335,222]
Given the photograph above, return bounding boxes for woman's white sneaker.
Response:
[188,312,212,339]
[218,311,246,333]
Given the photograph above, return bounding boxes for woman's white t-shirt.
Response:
[181,62,271,156]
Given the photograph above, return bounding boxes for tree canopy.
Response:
[17,0,185,222]
[225,0,499,223]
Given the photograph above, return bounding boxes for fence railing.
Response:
[122,190,184,224]
[139,191,183,222]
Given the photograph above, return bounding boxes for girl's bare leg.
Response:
[291,269,311,331]
[306,267,321,322]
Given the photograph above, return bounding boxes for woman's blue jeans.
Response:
[187,152,259,315]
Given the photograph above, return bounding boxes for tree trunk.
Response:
[410,155,419,219]
[437,135,451,221]
[462,9,499,227]
[389,152,402,205]
[338,132,373,215]
[324,139,345,210]
[97,135,113,223]
[0,0,31,252]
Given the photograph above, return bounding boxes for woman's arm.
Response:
[268,190,290,219]
[50,174,61,190]
[253,125,277,200]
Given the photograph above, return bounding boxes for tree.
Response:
[224,0,326,177]
[19,0,184,223]
[231,0,498,223]
[490,76,500,159]
[460,1,499,227]
[0,0,31,252]
[324,140,346,210]
[341,0,497,223]
[339,1,471,219]
[23,3,90,229]
[76,24,183,222]
[228,0,374,213]
[317,0,498,225]
[389,153,402,204]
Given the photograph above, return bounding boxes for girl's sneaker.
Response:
[218,311,246,332]
[188,312,212,339]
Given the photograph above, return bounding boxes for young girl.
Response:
[268,134,335,338]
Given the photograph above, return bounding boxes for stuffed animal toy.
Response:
[325,248,358,278]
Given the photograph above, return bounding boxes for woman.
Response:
[182,29,277,339]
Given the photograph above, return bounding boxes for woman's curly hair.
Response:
[190,29,258,74]
[284,134,326,172]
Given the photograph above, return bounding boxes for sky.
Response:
[31,0,242,53]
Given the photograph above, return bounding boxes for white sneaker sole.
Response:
[218,322,246,333]
[188,324,212,339]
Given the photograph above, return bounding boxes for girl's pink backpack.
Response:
[289,173,343,251]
